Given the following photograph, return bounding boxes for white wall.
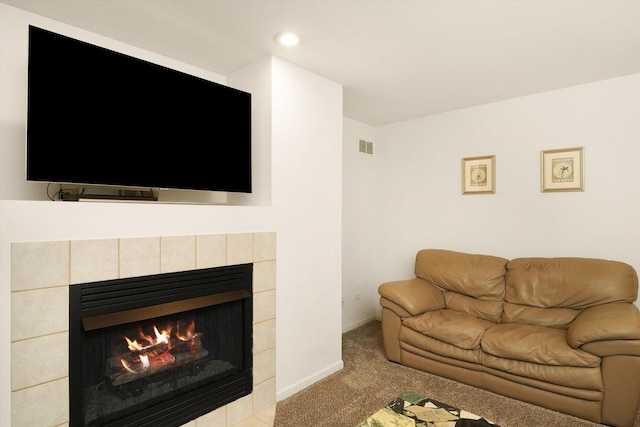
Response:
[0,5,344,425]
[368,74,640,312]
[271,57,344,398]
[342,118,379,332]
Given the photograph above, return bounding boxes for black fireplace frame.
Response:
[69,264,253,427]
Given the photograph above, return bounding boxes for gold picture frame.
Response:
[462,155,495,194]
[541,147,584,192]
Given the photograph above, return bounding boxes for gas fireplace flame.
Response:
[124,337,144,352]
[120,358,136,373]
[124,325,172,352]
[119,321,199,375]
[176,320,198,341]
[154,325,171,345]
[120,353,152,373]
[140,354,150,369]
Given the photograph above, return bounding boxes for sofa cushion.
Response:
[483,354,603,391]
[403,309,495,350]
[399,327,485,364]
[502,302,579,329]
[482,324,600,367]
[415,249,508,300]
[506,257,638,310]
[445,292,504,323]
[415,249,508,321]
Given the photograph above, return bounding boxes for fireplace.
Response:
[11,233,275,426]
[69,264,253,427]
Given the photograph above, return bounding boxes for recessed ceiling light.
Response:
[274,31,301,47]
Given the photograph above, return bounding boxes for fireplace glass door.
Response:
[69,264,253,427]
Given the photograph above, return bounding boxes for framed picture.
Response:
[462,155,495,194]
[541,147,584,192]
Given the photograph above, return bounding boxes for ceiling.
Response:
[3,0,639,126]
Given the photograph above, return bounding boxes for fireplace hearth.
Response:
[69,264,253,427]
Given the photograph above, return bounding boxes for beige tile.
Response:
[70,239,118,284]
[195,406,226,426]
[180,421,196,427]
[230,416,271,427]
[12,287,68,341]
[254,290,276,323]
[119,237,161,278]
[12,241,69,291]
[12,332,68,391]
[253,381,276,415]
[195,405,227,427]
[253,319,275,354]
[253,261,276,293]
[12,378,68,427]
[255,404,276,425]
[196,234,227,268]
[161,235,196,272]
[253,232,276,262]
[226,394,253,426]
[253,347,276,384]
[227,233,253,265]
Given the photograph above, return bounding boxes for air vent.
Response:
[359,139,374,155]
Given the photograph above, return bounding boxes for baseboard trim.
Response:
[275,359,344,402]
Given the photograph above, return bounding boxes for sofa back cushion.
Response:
[502,303,579,329]
[415,249,509,322]
[504,257,638,327]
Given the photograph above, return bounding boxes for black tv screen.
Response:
[26,26,252,193]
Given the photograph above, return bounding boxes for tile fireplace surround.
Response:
[11,232,276,427]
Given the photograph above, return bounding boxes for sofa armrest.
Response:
[580,340,640,357]
[378,277,444,317]
[567,302,640,349]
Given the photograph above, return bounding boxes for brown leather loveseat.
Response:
[378,249,640,426]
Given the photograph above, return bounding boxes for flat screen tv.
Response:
[26,25,252,194]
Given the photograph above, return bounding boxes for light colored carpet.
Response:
[274,320,640,427]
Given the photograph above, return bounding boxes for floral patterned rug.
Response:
[358,391,499,427]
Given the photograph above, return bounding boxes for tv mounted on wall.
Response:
[26,26,252,198]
